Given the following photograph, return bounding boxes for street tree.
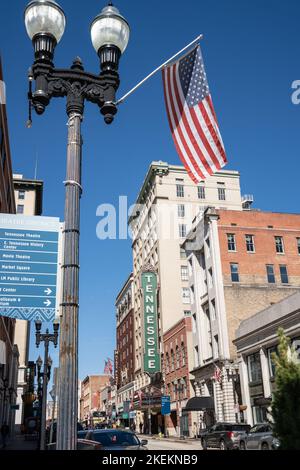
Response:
[271,328,300,450]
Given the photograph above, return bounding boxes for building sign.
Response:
[142,270,160,375]
[0,214,62,322]
[161,396,171,415]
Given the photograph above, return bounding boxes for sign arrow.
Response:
[44,288,52,296]
[44,299,52,307]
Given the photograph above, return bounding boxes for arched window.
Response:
[176,346,180,369]
[165,353,170,374]
[171,350,175,371]
[181,342,186,366]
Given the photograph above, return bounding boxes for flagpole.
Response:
[116,34,203,105]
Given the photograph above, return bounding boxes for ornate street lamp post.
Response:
[145,386,153,436]
[24,1,130,450]
[35,320,59,450]
[174,378,185,439]
[0,375,14,425]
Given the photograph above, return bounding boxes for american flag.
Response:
[213,366,222,383]
[104,358,113,375]
[162,45,227,183]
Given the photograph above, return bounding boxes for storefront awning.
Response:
[183,396,214,411]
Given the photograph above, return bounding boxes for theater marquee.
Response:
[142,268,160,375]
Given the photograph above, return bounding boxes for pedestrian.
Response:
[1,422,10,449]
[139,421,143,434]
[192,422,198,439]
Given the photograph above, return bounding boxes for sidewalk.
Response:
[0,434,38,451]
[138,433,199,444]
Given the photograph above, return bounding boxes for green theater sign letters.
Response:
[142,270,160,374]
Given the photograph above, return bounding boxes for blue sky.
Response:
[1,0,299,380]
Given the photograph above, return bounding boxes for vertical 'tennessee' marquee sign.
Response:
[142,268,160,375]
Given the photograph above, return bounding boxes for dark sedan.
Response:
[78,429,148,450]
[199,422,251,450]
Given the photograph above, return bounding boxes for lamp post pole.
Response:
[24,1,130,450]
[35,320,59,450]
[40,343,50,450]
[174,379,185,439]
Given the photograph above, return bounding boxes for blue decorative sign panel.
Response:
[0,214,61,322]
[161,395,171,415]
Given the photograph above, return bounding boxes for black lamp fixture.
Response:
[24,0,130,123]
[91,2,130,72]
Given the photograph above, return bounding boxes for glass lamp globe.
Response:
[24,0,66,44]
[90,3,130,55]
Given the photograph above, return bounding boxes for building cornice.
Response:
[115,273,133,305]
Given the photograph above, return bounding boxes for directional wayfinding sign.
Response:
[0,214,61,322]
[161,396,171,416]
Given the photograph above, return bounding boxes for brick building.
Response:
[80,375,111,426]
[115,274,135,423]
[183,207,300,427]
[163,316,194,436]
[0,57,18,432]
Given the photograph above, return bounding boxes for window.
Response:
[267,346,278,378]
[275,236,284,254]
[184,310,191,317]
[198,185,205,200]
[297,238,300,255]
[179,224,187,238]
[194,346,199,368]
[181,342,186,366]
[211,299,216,321]
[182,288,191,304]
[17,205,24,214]
[18,190,25,200]
[204,306,213,358]
[176,346,180,368]
[266,265,275,284]
[280,265,289,284]
[171,350,175,371]
[192,314,197,333]
[180,248,187,259]
[176,184,184,198]
[227,234,236,252]
[247,353,262,383]
[218,183,226,201]
[214,335,220,358]
[230,263,239,282]
[181,265,189,281]
[246,234,255,252]
[252,407,268,425]
[165,353,170,374]
[178,204,185,218]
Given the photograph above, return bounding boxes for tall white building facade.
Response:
[128,161,243,433]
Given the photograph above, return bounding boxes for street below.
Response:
[145,438,202,451]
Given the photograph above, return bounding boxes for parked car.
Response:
[199,422,251,450]
[239,423,280,450]
[78,429,148,450]
[47,421,83,444]
[47,439,102,450]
